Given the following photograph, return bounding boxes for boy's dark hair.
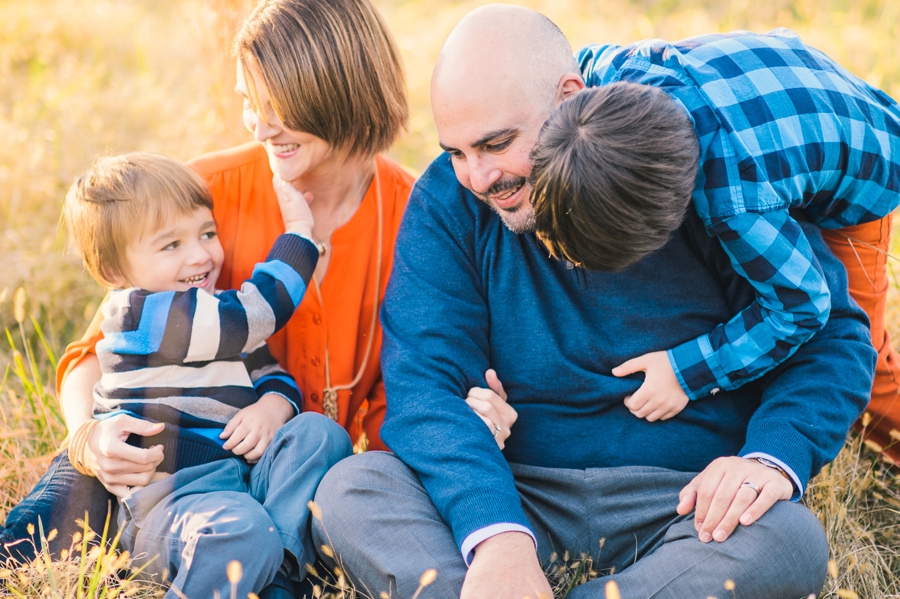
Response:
[530,82,700,272]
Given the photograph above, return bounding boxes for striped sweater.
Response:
[93,233,318,472]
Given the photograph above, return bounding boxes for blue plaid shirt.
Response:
[579,29,900,399]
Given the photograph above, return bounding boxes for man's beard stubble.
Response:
[474,176,535,234]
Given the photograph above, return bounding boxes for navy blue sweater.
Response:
[380,155,875,551]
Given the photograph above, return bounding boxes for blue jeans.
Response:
[118,413,352,599]
[1,450,116,562]
[312,452,829,599]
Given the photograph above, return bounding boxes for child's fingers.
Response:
[623,384,651,412]
[229,431,261,456]
[243,438,271,463]
[221,423,247,451]
[220,414,242,440]
[612,354,649,377]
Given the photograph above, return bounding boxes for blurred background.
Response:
[1,0,898,342]
[0,0,898,594]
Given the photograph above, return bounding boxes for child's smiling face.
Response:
[110,207,224,294]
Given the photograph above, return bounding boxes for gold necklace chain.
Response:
[311,164,384,421]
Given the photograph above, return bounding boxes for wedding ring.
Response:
[741,481,761,495]
[492,423,501,438]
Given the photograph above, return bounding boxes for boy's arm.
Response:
[103,233,318,365]
[667,210,831,399]
[243,343,302,415]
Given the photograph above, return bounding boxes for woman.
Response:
[7,1,411,595]
[3,3,514,590]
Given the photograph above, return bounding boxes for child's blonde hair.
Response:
[62,153,213,287]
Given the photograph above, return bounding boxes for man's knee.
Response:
[312,452,413,546]
[315,452,411,512]
[733,501,828,596]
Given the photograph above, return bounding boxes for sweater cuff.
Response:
[255,234,319,305]
[460,524,537,567]
[254,375,302,415]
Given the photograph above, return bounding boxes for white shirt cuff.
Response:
[743,452,803,499]
[460,524,536,567]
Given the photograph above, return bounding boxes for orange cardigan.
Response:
[56,142,414,450]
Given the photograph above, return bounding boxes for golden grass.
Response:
[1,0,900,597]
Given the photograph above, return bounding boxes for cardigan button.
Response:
[311,357,321,367]
[312,315,322,325]
[310,392,319,403]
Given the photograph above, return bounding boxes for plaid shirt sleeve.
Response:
[579,31,900,398]
[667,209,831,398]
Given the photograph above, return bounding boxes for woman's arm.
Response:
[58,327,164,497]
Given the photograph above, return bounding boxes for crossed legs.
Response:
[313,452,827,599]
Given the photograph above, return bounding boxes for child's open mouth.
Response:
[181,273,209,286]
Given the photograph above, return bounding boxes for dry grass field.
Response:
[1,0,900,596]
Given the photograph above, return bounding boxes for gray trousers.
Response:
[312,452,827,599]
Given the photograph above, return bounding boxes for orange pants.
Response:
[822,214,900,464]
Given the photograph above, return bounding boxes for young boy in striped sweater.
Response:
[8,153,352,599]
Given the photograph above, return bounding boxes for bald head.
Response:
[432,5,577,115]
[430,5,583,234]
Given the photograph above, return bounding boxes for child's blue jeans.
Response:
[117,412,352,599]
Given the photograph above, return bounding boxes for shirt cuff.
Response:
[742,452,803,500]
[667,336,732,400]
[460,524,537,567]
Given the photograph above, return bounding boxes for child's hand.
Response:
[272,175,315,239]
[220,393,295,463]
[466,369,518,449]
[613,351,690,422]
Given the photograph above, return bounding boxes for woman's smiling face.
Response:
[236,61,335,183]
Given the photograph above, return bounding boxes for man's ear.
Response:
[555,74,586,104]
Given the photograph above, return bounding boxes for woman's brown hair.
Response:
[235,0,409,157]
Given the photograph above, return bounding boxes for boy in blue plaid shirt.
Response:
[530,30,900,439]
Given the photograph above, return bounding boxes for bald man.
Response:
[311,6,872,598]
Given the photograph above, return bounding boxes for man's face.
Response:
[433,89,549,234]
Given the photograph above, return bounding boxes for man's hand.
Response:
[461,532,552,599]
[272,175,315,239]
[466,369,518,449]
[221,393,295,463]
[677,456,794,543]
[86,414,165,498]
[613,350,690,421]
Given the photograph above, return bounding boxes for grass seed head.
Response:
[419,568,437,587]
[226,560,242,584]
[604,580,621,599]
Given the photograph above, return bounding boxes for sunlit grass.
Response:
[2,0,899,596]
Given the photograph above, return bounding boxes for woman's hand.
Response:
[466,369,517,449]
[272,175,315,239]
[85,415,165,498]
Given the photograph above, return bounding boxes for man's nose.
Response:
[467,157,502,195]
